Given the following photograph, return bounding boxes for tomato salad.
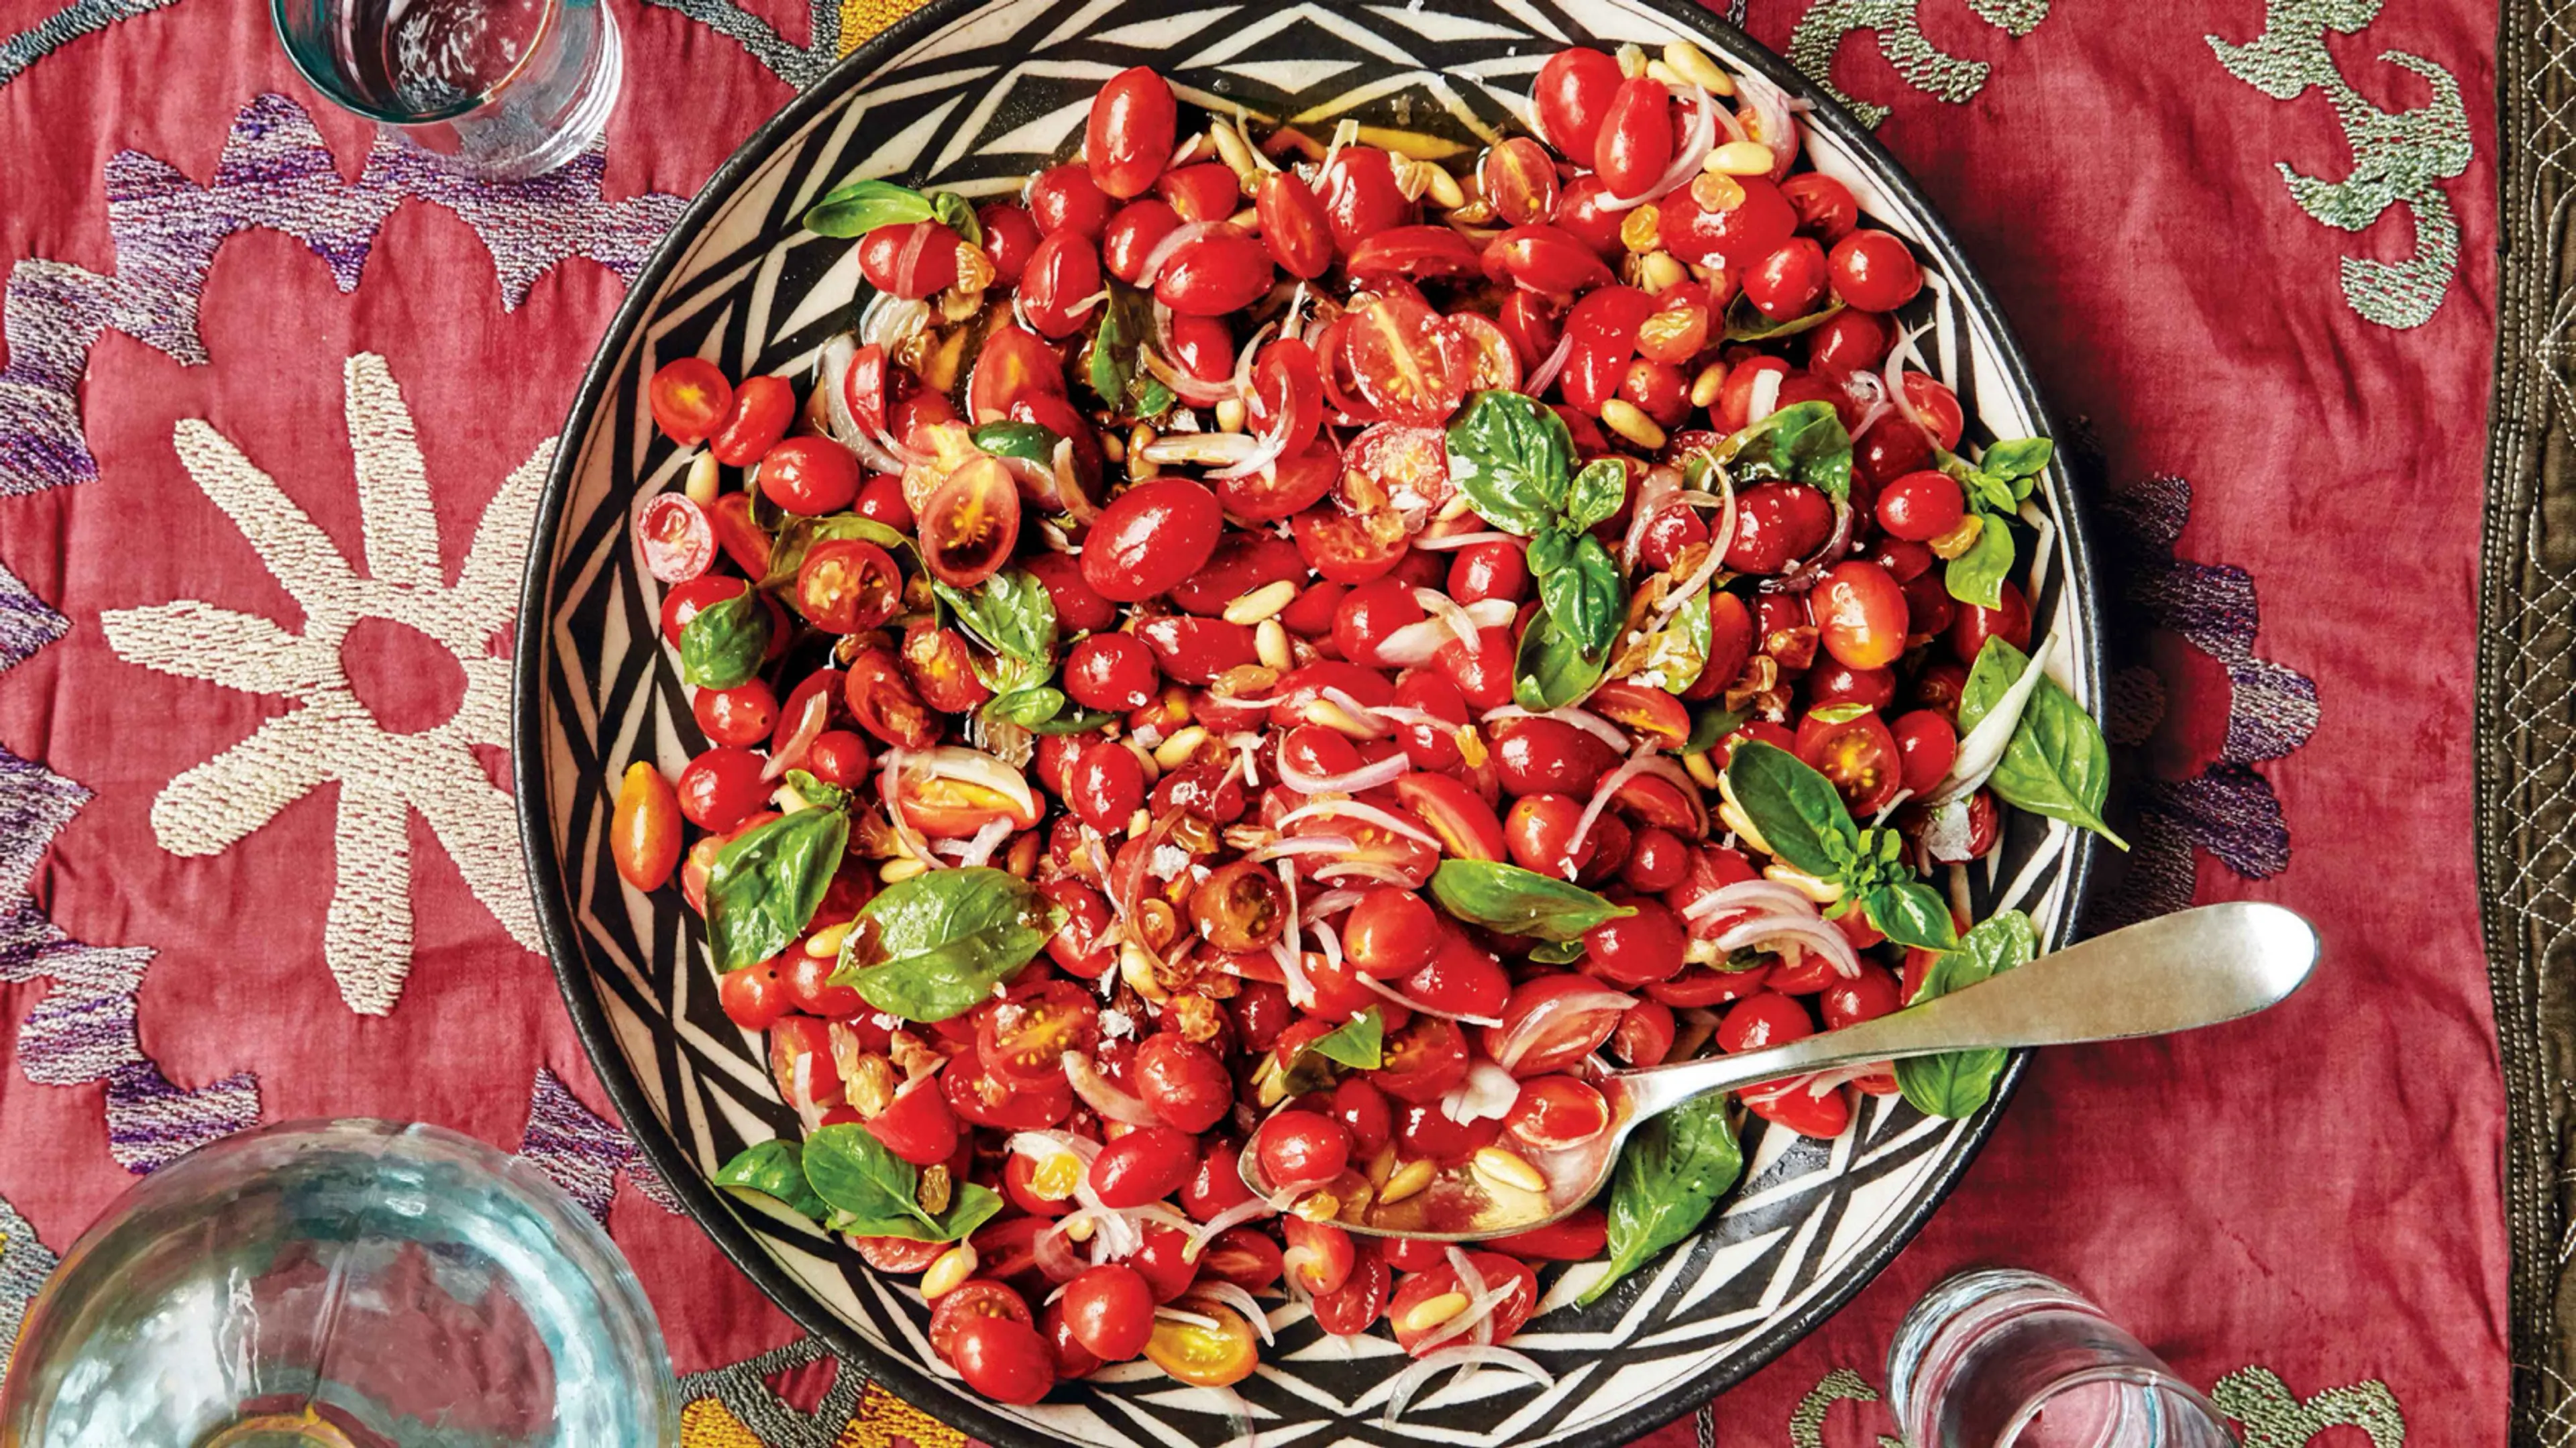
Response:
[614,36,2119,1421]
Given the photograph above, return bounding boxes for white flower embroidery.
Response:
[102,352,550,1015]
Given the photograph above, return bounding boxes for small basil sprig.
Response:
[1723,742,1956,951]
[1959,638,2125,847]
[833,867,1063,1021]
[802,178,981,241]
[1429,859,1633,941]
[1718,400,1852,501]
[802,1124,1003,1241]
[706,807,851,972]
[678,589,771,689]
[1892,910,2035,1117]
[934,569,1063,726]
[1445,392,1632,705]
[1309,1007,1384,1070]
[714,1139,830,1219]
[781,770,851,811]
[1937,437,2051,610]
[1580,1092,1742,1305]
[1085,282,1162,415]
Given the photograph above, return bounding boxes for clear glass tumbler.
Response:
[0,1119,679,1447]
[271,0,620,180]
[1886,1268,2237,1448]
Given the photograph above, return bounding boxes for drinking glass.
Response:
[271,0,621,180]
[1886,1268,2237,1448]
[0,1119,679,1447]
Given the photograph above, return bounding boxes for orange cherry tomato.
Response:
[610,762,681,891]
[1142,1302,1258,1387]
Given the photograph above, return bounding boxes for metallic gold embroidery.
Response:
[2212,1366,2407,1448]
[1788,1366,1899,1448]
[1786,0,2053,128]
[2208,0,2473,329]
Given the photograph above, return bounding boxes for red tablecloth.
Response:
[0,0,2506,1443]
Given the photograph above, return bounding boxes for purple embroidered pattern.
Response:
[0,91,686,497]
[518,1066,683,1224]
[2090,472,2320,928]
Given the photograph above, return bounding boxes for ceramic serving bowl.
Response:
[514,4,2103,1443]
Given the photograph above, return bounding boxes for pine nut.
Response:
[1423,165,1466,210]
[1619,205,1661,255]
[1663,39,1737,96]
[1101,430,1126,463]
[1252,1053,1291,1107]
[804,922,853,958]
[1639,250,1687,292]
[1690,361,1729,409]
[1709,140,1776,177]
[1614,41,1649,77]
[1601,398,1667,451]
[1064,1213,1097,1242]
[1129,423,1159,480]
[1684,748,1722,789]
[1928,514,1984,559]
[1154,725,1210,770]
[920,1243,977,1298]
[1227,207,1263,233]
[1645,59,1684,87]
[1366,1144,1399,1187]
[684,451,720,506]
[1764,862,1843,903]
[1472,1145,1547,1193]
[1170,133,1212,167]
[1309,698,1378,738]
[1716,792,1774,856]
[1378,1157,1436,1205]
[1210,122,1261,188]
[1256,618,1293,672]
[1216,397,1248,434]
[1691,171,1746,210]
[881,856,929,883]
[1224,579,1298,626]
[1397,1290,1472,1336]
[1393,158,1433,203]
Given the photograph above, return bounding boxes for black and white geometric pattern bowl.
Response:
[513,3,2103,1444]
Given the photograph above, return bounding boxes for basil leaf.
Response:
[1684,702,1750,755]
[1085,282,1155,411]
[714,1139,828,1220]
[1535,532,1626,661]
[706,808,851,972]
[802,1123,1003,1241]
[1564,459,1629,533]
[1894,910,2037,1117]
[1957,639,2124,846]
[1721,400,1853,501]
[1526,938,1587,965]
[804,178,937,239]
[1581,1093,1742,1305]
[930,191,981,245]
[761,513,912,592]
[1955,636,2025,734]
[1721,294,1846,343]
[1721,741,1858,880]
[1978,437,2052,481]
[1130,374,1177,421]
[1642,586,1714,695]
[836,867,1062,1021]
[782,769,851,811]
[1446,390,1572,535]
[934,570,1056,670]
[1942,516,2016,610]
[678,589,771,689]
[1512,603,1607,710]
[1311,1007,1385,1070]
[987,685,1069,728]
[1024,702,1122,735]
[969,421,1059,465]
[1429,859,1633,940]
[1863,879,1957,951]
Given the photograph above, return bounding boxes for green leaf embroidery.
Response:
[1942,515,2017,610]
[1564,458,1629,533]
[1310,1007,1385,1070]
[1581,1093,1742,1305]
[803,178,938,239]
[835,867,1063,1021]
[1534,531,1627,661]
[1428,859,1634,940]
[760,513,912,592]
[713,1139,829,1219]
[1721,741,1859,881]
[678,588,771,689]
[1445,390,1574,535]
[1862,879,1957,951]
[1721,400,1854,501]
[1892,910,2037,1117]
[706,808,851,972]
[1512,602,1608,710]
[801,1123,1004,1241]
[1957,639,2125,846]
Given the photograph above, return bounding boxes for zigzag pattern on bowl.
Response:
[519,2,2097,1444]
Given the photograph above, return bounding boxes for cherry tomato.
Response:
[1062,1264,1156,1361]
[1087,1126,1197,1208]
[1021,233,1105,339]
[965,326,1065,425]
[1744,238,1829,321]
[1781,172,1859,243]
[648,357,731,444]
[1062,635,1159,713]
[943,1054,1074,1130]
[1133,1030,1232,1133]
[710,374,795,465]
[1315,146,1411,256]
[1201,1225,1284,1292]
[1807,308,1889,379]
[1900,373,1966,449]
[691,681,777,749]
[718,958,792,1029]
[1876,469,1966,542]
[1491,716,1619,797]
[769,1016,841,1109]
[1814,561,1908,670]
[1490,1208,1610,1262]
[1585,899,1688,986]
[857,221,964,298]
[1505,793,1594,879]
[1311,1243,1391,1335]
[1030,164,1113,239]
[1405,936,1510,1021]
[949,1313,1055,1404]
[1480,136,1561,226]
[1485,226,1619,304]
[977,202,1043,286]
[1040,1300,1102,1380]
[1828,229,1923,312]
[1725,481,1834,574]
[754,435,859,516]
[1256,170,1334,279]
[1281,1215,1354,1294]
[1795,706,1903,816]
[1609,995,1676,1066]
[1067,738,1146,832]
[842,647,939,750]
[794,538,902,632]
[1719,991,1816,1054]
[635,494,714,586]
[865,1078,961,1166]
[1142,1302,1258,1388]
[1254,1109,1351,1188]
[855,1234,948,1274]
[610,761,682,891]
[1345,292,1468,426]
[1822,963,1904,1029]
[1157,161,1244,224]
[1533,47,1624,158]
[1503,1074,1611,1150]
[855,473,914,531]
[1950,579,2033,663]
[1189,860,1288,955]
[1171,531,1305,618]
[1594,76,1674,196]
[1087,66,1178,199]
[1658,174,1796,270]
[1348,225,1486,282]
[978,981,1102,1089]
[1484,974,1633,1076]
[1388,1254,1536,1355]
[676,747,768,832]
[1100,199,1182,286]
[1892,710,1959,793]
[1342,887,1440,978]
[1156,227,1274,316]
[1083,478,1224,601]
[1373,1016,1470,1102]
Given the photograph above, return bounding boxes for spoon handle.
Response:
[1614,902,2319,1123]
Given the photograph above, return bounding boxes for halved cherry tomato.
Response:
[1480,136,1561,226]
[978,981,1102,1089]
[1373,1016,1470,1102]
[1311,1243,1391,1335]
[843,647,940,750]
[918,455,1020,588]
[1245,339,1324,458]
[1795,706,1903,816]
[1315,146,1411,255]
[1281,1215,1354,1295]
[1344,292,1468,427]
[1392,773,1508,861]
[1503,1074,1610,1150]
[865,1078,961,1166]
[648,357,731,444]
[637,494,714,585]
[856,1234,948,1273]
[1142,1302,1258,1387]
[1293,504,1410,585]
[705,493,774,578]
[1588,681,1691,749]
[1346,225,1485,281]
[794,538,902,632]
[943,1055,1073,1130]
[710,374,796,465]
[965,327,1061,425]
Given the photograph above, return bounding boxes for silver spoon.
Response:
[1240,901,2319,1241]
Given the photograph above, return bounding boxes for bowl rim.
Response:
[512,2,2102,1439]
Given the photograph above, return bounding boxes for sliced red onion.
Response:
[1923,796,1984,863]
[1481,704,1630,752]
[1007,1128,1102,1165]
[1206,427,1289,482]
[891,221,934,298]
[1360,972,1501,1027]
[1310,919,1344,974]
[789,1051,824,1131]
[1179,1190,1288,1262]
[1135,220,1218,291]
[1926,632,2056,805]
[1155,1305,1222,1330]
[1187,1283,1276,1345]
[1436,1060,1521,1125]
[1270,936,1318,1007]
[1275,857,1303,965]
[1247,835,1358,863]
[1524,329,1576,398]
[1275,751,1413,796]
[1681,878,1829,924]
[1299,887,1365,924]
[1599,85,1717,209]
[1568,742,1659,867]
[877,749,944,871]
[1487,986,1633,1073]
[1414,587,1485,655]
[761,690,833,782]
[1051,438,1101,526]
[859,290,932,351]
[1275,798,1441,849]
[1140,343,1238,407]
[1619,463,1681,571]
[1318,685,1397,736]
[955,817,1014,869]
[1883,323,1941,443]
[1709,909,1861,979]
[1746,365,1784,424]
[1141,431,1265,467]
[1760,497,1854,594]
[994,450,1061,509]
[1064,1051,1163,1126]
[1415,1247,1507,1352]
[1381,1345,1554,1426]
[1737,68,1800,174]
[1312,859,1421,887]
[1413,529,1518,551]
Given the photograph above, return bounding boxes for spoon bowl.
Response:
[1240,901,2320,1239]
